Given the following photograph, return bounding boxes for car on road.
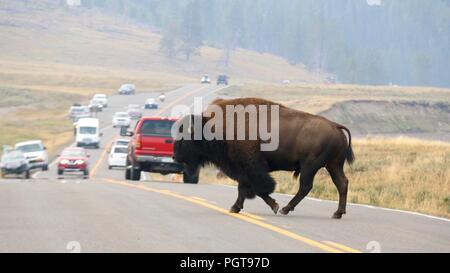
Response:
[159,93,166,103]
[127,104,143,120]
[113,139,130,147]
[89,99,104,112]
[76,118,101,148]
[57,147,90,178]
[201,74,211,84]
[108,145,128,169]
[69,104,90,119]
[112,112,131,128]
[144,98,159,109]
[125,117,198,183]
[217,74,229,85]
[92,94,108,108]
[0,150,31,179]
[118,84,136,95]
[15,140,49,171]
[108,138,130,153]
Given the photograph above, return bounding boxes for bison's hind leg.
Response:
[280,161,321,215]
[326,161,349,219]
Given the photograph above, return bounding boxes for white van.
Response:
[76,118,101,149]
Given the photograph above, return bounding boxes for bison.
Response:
[173,97,354,219]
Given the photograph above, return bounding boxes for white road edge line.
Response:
[217,184,450,223]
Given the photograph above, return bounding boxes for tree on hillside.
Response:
[178,0,203,61]
[159,31,178,62]
[220,1,244,67]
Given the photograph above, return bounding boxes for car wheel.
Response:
[24,170,31,179]
[83,169,89,179]
[130,165,141,181]
[108,165,112,170]
[42,164,48,171]
[57,169,63,176]
[125,167,131,180]
[183,168,199,184]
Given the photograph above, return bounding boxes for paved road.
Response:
[1,84,449,253]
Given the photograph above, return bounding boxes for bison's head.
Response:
[173,115,204,173]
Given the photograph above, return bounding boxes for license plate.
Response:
[161,157,173,163]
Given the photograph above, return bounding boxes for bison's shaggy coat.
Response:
[174,97,354,218]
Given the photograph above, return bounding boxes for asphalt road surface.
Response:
[1,84,449,253]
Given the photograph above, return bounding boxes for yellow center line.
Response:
[240,212,265,221]
[322,241,362,253]
[101,178,360,253]
[190,196,208,202]
[91,137,116,177]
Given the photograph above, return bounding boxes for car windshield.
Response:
[116,113,128,118]
[16,143,42,153]
[1,151,25,162]
[91,100,102,105]
[72,107,84,112]
[114,147,128,154]
[121,84,134,89]
[62,149,86,157]
[79,127,97,134]
[140,120,175,137]
[116,140,129,146]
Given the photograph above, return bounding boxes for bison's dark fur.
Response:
[174,97,354,219]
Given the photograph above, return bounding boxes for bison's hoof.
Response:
[271,203,280,214]
[332,212,343,219]
[280,206,291,215]
[230,206,242,214]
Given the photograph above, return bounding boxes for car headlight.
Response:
[75,160,85,165]
[60,159,69,164]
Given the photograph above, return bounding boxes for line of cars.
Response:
[201,74,229,85]
[1,140,49,179]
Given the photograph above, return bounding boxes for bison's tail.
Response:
[337,125,355,165]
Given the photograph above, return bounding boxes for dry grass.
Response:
[203,137,450,218]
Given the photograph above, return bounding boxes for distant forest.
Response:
[80,0,450,87]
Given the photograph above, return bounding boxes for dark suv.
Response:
[217,75,229,85]
[125,117,199,183]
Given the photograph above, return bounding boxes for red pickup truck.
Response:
[125,117,199,183]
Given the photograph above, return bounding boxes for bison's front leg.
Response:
[230,183,248,213]
[259,194,279,214]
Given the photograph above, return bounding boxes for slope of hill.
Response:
[0,1,323,95]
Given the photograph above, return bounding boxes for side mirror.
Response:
[100,133,104,137]
[127,131,134,137]
[43,146,47,150]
